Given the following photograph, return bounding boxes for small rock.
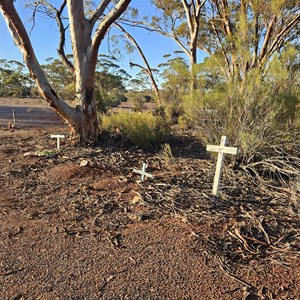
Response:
[80,159,89,167]
[131,194,143,205]
[23,152,33,157]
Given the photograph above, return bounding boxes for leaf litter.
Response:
[0,127,299,299]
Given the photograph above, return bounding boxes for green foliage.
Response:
[152,0,183,17]
[95,86,126,113]
[128,69,157,92]
[184,61,300,163]
[204,0,300,83]
[158,53,228,124]
[94,55,129,112]
[42,58,74,100]
[159,56,190,123]
[177,114,193,130]
[0,59,34,97]
[159,143,174,164]
[125,90,152,112]
[101,112,170,148]
[129,93,146,112]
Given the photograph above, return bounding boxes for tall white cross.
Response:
[133,163,154,181]
[206,136,238,196]
[50,134,65,150]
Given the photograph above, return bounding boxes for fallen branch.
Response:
[217,256,255,290]
[228,228,259,255]
[0,267,25,276]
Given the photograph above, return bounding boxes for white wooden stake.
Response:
[50,134,65,150]
[207,136,238,196]
[133,163,154,181]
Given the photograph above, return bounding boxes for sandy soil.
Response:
[0,98,300,300]
[0,97,65,128]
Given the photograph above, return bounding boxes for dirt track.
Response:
[0,98,65,128]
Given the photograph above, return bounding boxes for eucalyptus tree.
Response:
[0,0,131,143]
[151,1,206,66]
[0,59,34,97]
[130,0,207,91]
[186,0,300,163]
[159,56,191,122]
[203,0,300,82]
[42,57,74,100]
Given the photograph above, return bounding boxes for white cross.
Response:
[206,136,238,196]
[133,163,154,181]
[50,134,65,150]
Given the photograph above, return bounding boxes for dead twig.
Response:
[217,257,255,290]
[99,275,114,293]
[256,217,271,245]
[228,228,258,254]
[0,267,26,277]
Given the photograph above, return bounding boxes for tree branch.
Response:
[268,13,300,59]
[196,0,207,18]
[31,1,74,72]
[118,18,190,57]
[181,0,194,33]
[55,1,74,72]
[0,0,77,127]
[210,20,231,76]
[259,15,276,64]
[92,0,131,50]
[115,22,160,100]
[89,0,111,27]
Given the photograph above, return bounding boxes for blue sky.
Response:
[0,0,191,77]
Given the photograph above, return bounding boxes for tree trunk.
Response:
[189,37,198,92]
[76,87,100,143]
[66,0,100,143]
[181,0,206,92]
[0,0,131,144]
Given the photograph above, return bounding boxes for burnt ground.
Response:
[0,99,300,300]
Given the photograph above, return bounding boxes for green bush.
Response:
[184,69,300,164]
[100,112,170,148]
[95,86,126,113]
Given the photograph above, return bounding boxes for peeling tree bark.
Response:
[0,0,79,129]
[0,0,131,144]
[181,0,207,91]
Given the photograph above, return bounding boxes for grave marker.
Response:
[51,134,65,150]
[207,136,238,196]
[133,163,154,181]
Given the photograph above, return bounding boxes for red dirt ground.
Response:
[0,98,300,300]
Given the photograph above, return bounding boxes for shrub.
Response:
[100,112,170,148]
[184,68,300,164]
[187,64,300,185]
[125,90,147,112]
[95,86,126,113]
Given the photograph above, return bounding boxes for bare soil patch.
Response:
[0,101,300,299]
[0,97,65,128]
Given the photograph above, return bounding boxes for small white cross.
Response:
[207,136,238,196]
[133,163,154,181]
[50,134,65,150]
